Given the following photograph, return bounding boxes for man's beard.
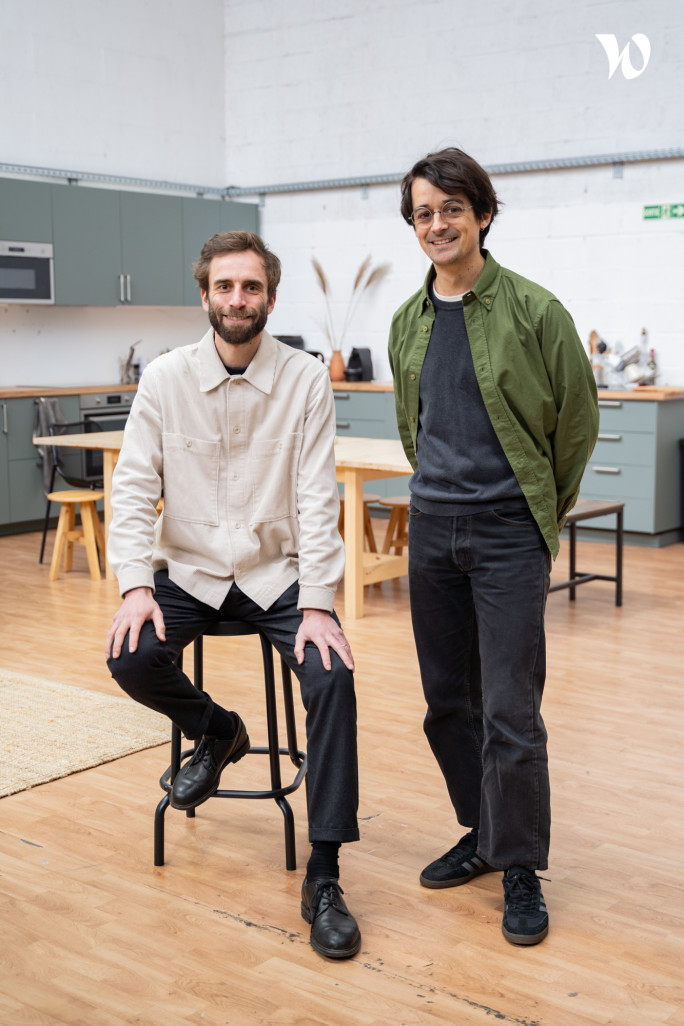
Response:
[208,299,268,346]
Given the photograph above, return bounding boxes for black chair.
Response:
[38,420,103,564]
[154,622,308,871]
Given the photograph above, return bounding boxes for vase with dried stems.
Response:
[311,256,390,381]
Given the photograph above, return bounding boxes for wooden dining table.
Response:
[33,431,413,614]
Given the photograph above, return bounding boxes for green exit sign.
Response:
[643,203,684,219]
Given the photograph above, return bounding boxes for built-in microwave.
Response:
[0,241,55,304]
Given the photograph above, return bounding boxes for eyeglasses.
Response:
[409,202,474,228]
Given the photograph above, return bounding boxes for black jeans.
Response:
[107,572,359,844]
[408,506,551,870]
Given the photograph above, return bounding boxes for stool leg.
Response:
[259,634,283,791]
[569,523,577,602]
[154,794,170,865]
[364,503,377,552]
[381,508,401,554]
[259,634,298,871]
[80,502,102,581]
[49,504,71,581]
[64,504,76,573]
[92,508,106,569]
[394,509,408,555]
[616,509,623,607]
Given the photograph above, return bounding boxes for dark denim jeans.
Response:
[408,506,551,870]
[107,572,359,844]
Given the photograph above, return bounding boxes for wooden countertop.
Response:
[331,381,393,392]
[0,384,138,399]
[597,386,684,401]
[4,382,683,400]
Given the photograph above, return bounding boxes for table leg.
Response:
[342,470,364,619]
[103,449,117,581]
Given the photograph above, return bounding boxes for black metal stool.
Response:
[154,622,307,870]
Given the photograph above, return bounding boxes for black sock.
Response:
[306,841,340,881]
[206,706,237,740]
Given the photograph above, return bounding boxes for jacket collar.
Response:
[198,328,278,394]
[419,250,502,311]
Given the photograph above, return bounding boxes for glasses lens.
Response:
[411,203,468,227]
[442,203,467,220]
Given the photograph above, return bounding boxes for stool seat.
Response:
[338,492,381,552]
[46,489,105,581]
[378,495,410,555]
[154,621,307,871]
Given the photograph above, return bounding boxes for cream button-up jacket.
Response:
[108,329,344,612]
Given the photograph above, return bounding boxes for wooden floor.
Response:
[1,525,683,1026]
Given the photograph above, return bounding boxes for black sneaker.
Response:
[502,867,549,945]
[420,830,495,889]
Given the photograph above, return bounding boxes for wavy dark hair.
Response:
[192,231,281,299]
[400,147,500,244]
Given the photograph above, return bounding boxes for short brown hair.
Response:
[192,231,282,299]
[400,147,500,244]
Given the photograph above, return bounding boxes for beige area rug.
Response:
[0,670,169,798]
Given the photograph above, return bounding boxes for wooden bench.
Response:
[549,498,624,606]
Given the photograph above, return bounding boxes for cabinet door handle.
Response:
[597,433,622,441]
[2,403,7,434]
[125,275,132,303]
[336,422,351,430]
[334,393,350,400]
[592,466,621,474]
[598,400,623,408]
[119,274,125,303]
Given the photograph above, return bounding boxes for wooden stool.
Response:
[338,492,381,552]
[379,495,410,555]
[154,622,307,871]
[47,489,105,581]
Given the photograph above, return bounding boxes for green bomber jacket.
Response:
[388,251,599,558]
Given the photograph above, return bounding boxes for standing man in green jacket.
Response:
[389,147,598,946]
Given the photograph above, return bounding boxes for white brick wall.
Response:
[0,0,682,387]
[226,0,684,384]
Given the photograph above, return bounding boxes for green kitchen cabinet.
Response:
[119,191,184,306]
[52,185,184,306]
[578,397,684,545]
[181,197,260,305]
[0,178,53,243]
[52,184,122,305]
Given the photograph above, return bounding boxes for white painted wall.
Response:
[223,0,683,185]
[225,0,684,385]
[0,0,224,388]
[0,0,226,185]
[0,0,683,388]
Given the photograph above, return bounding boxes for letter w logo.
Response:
[596,34,651,79]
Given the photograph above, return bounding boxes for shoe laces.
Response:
[440,831,478,865]
[504,870,545,913]
[187,737,216,770]
[312,881,349,919]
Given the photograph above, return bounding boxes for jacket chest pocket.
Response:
[251,433,302,522]
[162,433,220,525]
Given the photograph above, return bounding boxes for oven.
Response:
[79,391,134,481]
[0,241,55,304]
